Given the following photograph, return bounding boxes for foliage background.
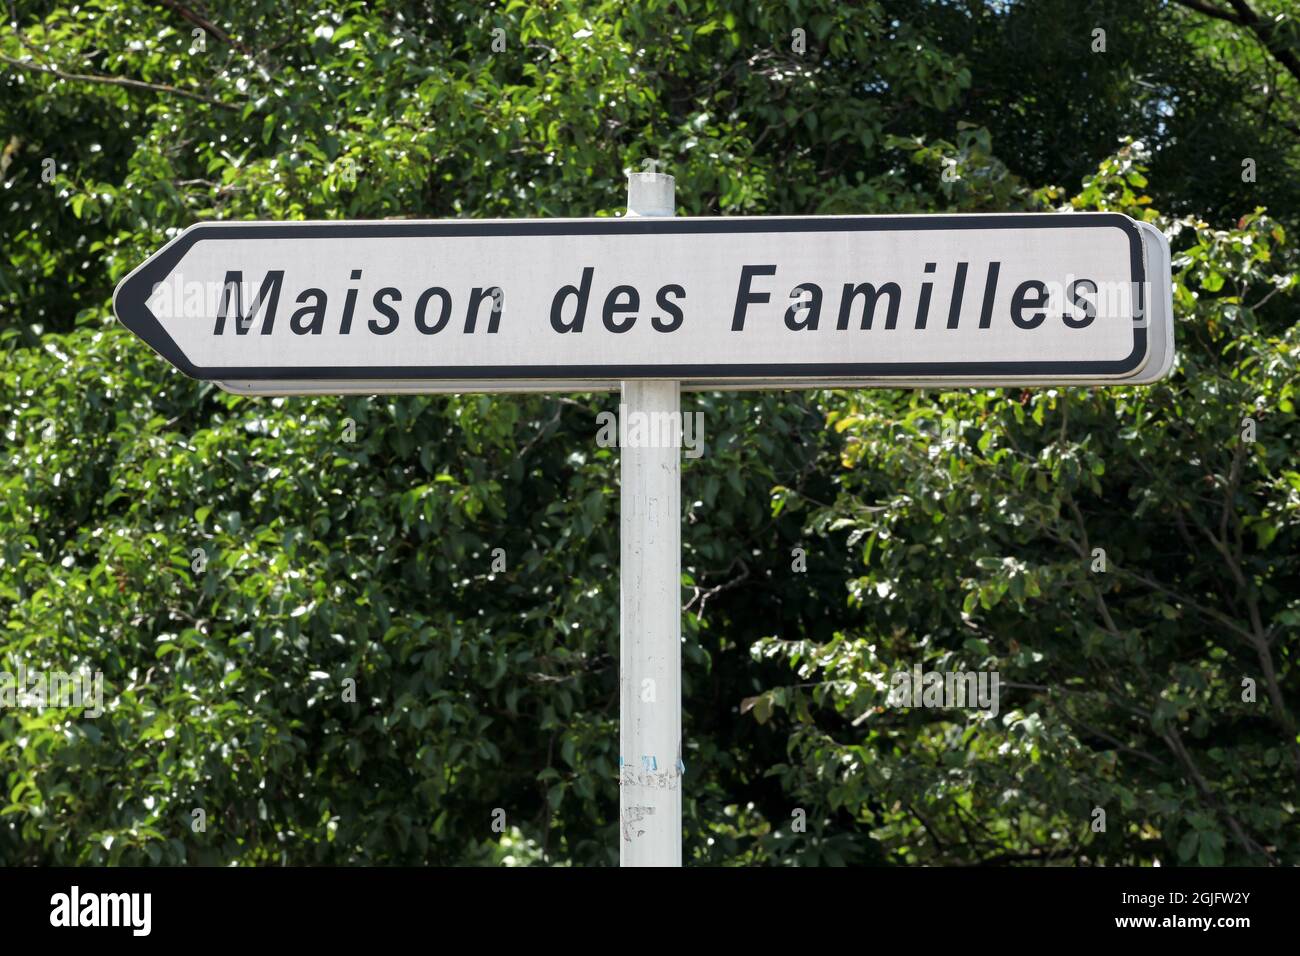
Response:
[1,0,1297,865]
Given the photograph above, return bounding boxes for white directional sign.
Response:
[113,213,1173,392]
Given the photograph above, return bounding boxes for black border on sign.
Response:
[112,214,1149,381]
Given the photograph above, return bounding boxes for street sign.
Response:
[113,213,1173,393]
[110,184,1179,868]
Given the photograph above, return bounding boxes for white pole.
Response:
[619,170,681,867]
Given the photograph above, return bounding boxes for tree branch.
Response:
[0,52,240,110]
[1162,725,1275,864]
[1172,0,1242,24]
[1174,0,1300,84]
[151,0,251,55]
[1225,0,1300,84]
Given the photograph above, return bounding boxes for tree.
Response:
[1,0,1295,865]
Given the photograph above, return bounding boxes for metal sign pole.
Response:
[619,171,682,866]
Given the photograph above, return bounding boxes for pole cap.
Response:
[626,171,676,217]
